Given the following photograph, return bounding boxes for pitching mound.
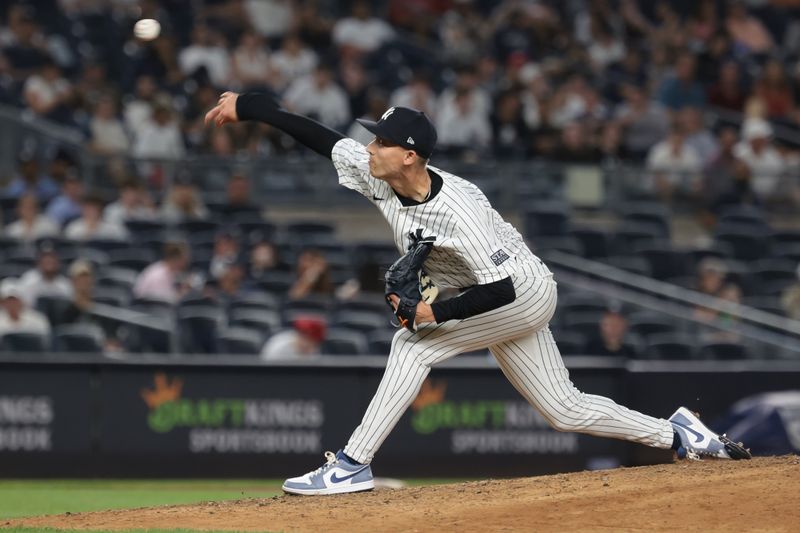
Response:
[7,456,798,532]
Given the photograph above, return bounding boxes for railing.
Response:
[544,250,800,357]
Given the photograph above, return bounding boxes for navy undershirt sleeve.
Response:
[431,276,516,323]
[235,92,344,159]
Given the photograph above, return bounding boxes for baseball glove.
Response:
[385,229,436,331]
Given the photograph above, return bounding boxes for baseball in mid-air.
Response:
[133,18,161,41]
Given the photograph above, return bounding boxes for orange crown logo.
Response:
[411,379,447,411]
[141,373,183,409]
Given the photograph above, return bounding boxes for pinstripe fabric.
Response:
[344,263,675,464]
[331,137,674,465]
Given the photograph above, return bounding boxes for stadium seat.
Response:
[642,333,697,360]
[0,332,49,353]
[561,313,603,340]
[132,296,175,318]
[619,201,671,238]
[108,248,156,272]
[218,327,263,355]
[283,296,332,316]
[605,255,652,277]
[718,205,769,232]
[551,332,587,355]
[253,271,295,294]
[125,220,166,239]
[531,236,584,257]
[558,293,609,315]
[93,286,131,307]
[339,294,390,315]
[84,238,129,254]
[568,227,611,259]
[54,324,104,353]
[627,312,679,338]
[35,294,74,327]
[286,221,336,242]
[612,222,665,254]
[228,292,280,313]
[178,220,220,235]
[333,310,387,333]
[699,341,750,360]
[229,309,281,339]
[321,327,368,355]
[523,201,571,237]
[714,224,771,262]
[367,328,396,354]
[177,307,222,354]
[635,242,689,281]
[96,267,138,292]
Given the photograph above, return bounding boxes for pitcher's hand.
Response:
[205,91,240,127]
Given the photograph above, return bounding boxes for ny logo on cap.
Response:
[381,107,396,121]
[407,137,415,144]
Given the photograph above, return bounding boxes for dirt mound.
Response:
[7,456,798,532]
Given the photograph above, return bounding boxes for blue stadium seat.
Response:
[218,327,263,355]
[0,332,49,353]
[321,327,368,355]
[54,324,104,353]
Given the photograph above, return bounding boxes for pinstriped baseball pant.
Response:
[344,261,675,464]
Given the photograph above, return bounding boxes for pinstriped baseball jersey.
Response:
[332,138,543,288]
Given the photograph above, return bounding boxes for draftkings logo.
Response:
[409,378,578,454]
[139,373,323,454]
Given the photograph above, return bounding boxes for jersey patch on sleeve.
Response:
[491,249,510,266]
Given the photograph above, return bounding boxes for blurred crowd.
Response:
[0,0,800,211]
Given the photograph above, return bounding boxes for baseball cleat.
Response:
[670,407,752,460]
[282,450,374,495]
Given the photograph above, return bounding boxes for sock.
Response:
[671,430,682,450]
[341,451,363,465]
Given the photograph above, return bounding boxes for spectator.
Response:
[56,260,96,325]
[780,264,800,320]
[389,71,437,119]
[587,19,625,73]
[436,86,492,155]
[749,59,795,122]
[17,241,72,306]
[242,0,295,42]
[231,30,271,90]
[699,127,756,225]
[270,34,318,92]
[210,228,241,280]
[64,193,128,241]
[548,74,606,129]
[696,257,729,297]
[289,249,333,299]
[22,58,74,123]
[214,256,247,306]
[657,54,706,111]
[133,241,191,303]
[332,0,395,57]
[733,118,785,204]
[678,107,718,165]
[490,90,529,158]
[261,315,326,360]
[707,60,748,113]
[725,1,774,57]
[222,172,257,215]
[103,178,156,225]
[283,64,351,129]
[122,74,159,141]
[160,174,209,222]
[584,305,639,358]
[88,94,130,155]
[646,127,702,202]
[247,237,288,283]
[177,24,231,87]
[131,102,185,161]
[4,194,59,241]
[614,83,670,159]
[4,148,59,202]
[551,122,602,163]
[0,278,51,338]
[45,172,83,226]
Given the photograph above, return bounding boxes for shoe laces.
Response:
[310,451,338,476]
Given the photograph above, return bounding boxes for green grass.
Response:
[0,479,282,520]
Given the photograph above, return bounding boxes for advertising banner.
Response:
[98,367,364,458]
[377,367,630,476]
[0,369,92,454]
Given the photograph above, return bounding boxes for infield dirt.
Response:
[6,455,798,532]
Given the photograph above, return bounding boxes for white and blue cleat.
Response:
[670,407,751,460]
[282,450,375,495]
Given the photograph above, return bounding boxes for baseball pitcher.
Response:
[205,92,750,495]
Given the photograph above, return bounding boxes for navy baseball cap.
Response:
[357,107,437,159]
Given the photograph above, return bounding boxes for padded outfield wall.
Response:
[0,355,798,478]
